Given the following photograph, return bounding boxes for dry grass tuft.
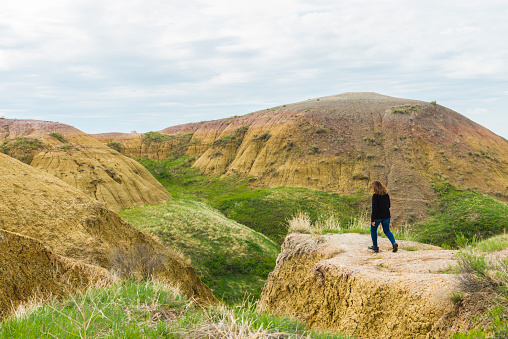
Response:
[287,211,370,235]
[455,251,508,293]
[109,243,165,282]
[183,303,309,339]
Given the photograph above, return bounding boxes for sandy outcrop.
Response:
[258,233,485,338]
[0,119,171,210]
[0,153,216,308]
[0,229,112,320]
[93,93,508,223]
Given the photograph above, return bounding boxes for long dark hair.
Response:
[372,180,388,195]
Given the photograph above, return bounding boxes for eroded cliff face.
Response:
[0,230,112,320]
[258,233,482,338]
[93,93,508,223]
[0,153,216,308]
[0,119,171,210]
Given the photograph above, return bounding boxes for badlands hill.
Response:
[0,119,170,210]
[0,153,216,318]
[258,233,488,338]
[94,92,508,223]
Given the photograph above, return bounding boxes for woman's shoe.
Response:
[368,246,379,253]
[392,243,398,252]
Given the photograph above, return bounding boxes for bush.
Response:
[252,132,271,141]
[391,104,421,114]
[107,142,122,152]
[49,132,68,143]
[109,243,165,282]
[0,137,46,163]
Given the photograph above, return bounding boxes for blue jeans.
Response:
[371,218,396,247]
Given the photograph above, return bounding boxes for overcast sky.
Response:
[1,0,507,138]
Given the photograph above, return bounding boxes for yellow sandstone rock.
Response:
[0,119,171,210]
[258,233,483,338]
[0,229,112,320]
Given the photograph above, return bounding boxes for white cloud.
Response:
[0,0,507,138]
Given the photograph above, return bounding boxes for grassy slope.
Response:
[415,182,508,248]
[0,280,349,338]
[119,199,279,303]
[138,157,369,244]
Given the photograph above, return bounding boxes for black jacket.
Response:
[371,194,391,222]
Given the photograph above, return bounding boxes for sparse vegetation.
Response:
[49,132,68,143]
[308,145,320,154]
[109,243,165,282]
[449,249,508,337]
[0,137,46,164]
[391,104,421,114]
[0,137,45,153]
[252,132,271,141]
[316,126,328,134]
[107,141,122,152]
[59,144,72,150]
[142,131,173,146]
[210,126,249,148]
[287,211,370,235]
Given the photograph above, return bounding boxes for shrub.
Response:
[391,104,421,114]
[107,142,122,152]
[49,132,68,143]
[109,243,165,282]
[430,101,437,105]
[0,137,45,153]
[211,134,235,147]
[59,144,72,150]
[0,137,46,163]
[308,145,320,155]
[252,132,271,141]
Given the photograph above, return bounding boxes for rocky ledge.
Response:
[258,233,488,338]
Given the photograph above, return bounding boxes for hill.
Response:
[119,199,280,303]
[93,92,508,223]
[0,119,170,210]
[0,152,216,311]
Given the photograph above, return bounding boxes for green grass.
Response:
[414,182,508,248]
[0,280,350,338]
[216,187,367,244]
[139,157,369,244]
[137,157,253,202]
[119,199,279,304]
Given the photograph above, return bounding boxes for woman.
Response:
[368,180,398,253]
